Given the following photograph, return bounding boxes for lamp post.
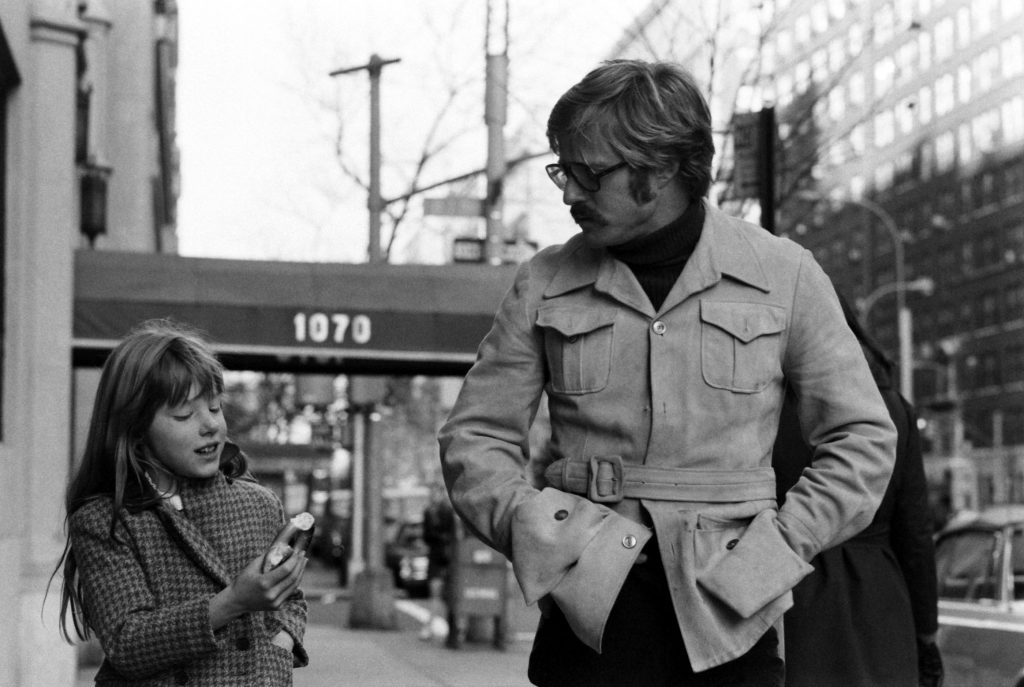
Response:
[796,191,919,401]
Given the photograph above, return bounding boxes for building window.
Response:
[850,123,866,154]
[812,2,829,33]
[1003,97,1024,144]
[956,6,972,48]
[936,73,955,115]
[1003,36,1023,79]
[898,97,916,133]
[828,87,845,121]
[958,65,972,104]
[959,123,974,166]
[812,49,828,82]
[973,0,995,34]
[777,29,793,58]
[920,139,934,179]
[875,160,895,190]
[850,71,866,105]
[975,46,998,92]
[1004,161,1024,202]
[796,13,812,43]
[849,22,864,55]
[875,110,896,147]
[875,3,895,44]
[918,85,933,123]
[876,57,896,94]
[936,130,956,171]
[829,37,845,73]
[935,16,955,61]
[918,30,932,70]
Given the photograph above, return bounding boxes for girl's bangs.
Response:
[151,344,223,407]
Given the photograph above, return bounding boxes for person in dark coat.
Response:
[420,482,456,644]
[773,296,943,687]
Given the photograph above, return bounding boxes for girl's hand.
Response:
[270,630,295,652]
[210,552,307,629]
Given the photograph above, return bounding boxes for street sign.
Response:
[452,237,486,263]
[732,112,761,198]
[424,196,485,217]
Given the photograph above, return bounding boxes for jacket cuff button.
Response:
[554,509,569,521]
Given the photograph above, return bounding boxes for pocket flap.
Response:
[700,301,785,343]
[536,306,617,338]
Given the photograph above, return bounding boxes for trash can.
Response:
[446,525,508,649]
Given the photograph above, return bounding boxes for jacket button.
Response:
[554,509,569,521]
[235,636,251,650]
[652,320,667,335]
[622,534,638,549]
[726,539,739,550]
[567,335,579,343]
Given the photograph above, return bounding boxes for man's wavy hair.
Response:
[546,59,715,201]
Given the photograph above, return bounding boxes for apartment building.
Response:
[613,0,1024,511]
[0,0,178,683]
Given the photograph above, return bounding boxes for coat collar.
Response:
[154,472,233,587]
[543,202,771,314]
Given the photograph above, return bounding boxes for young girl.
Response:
[53,319,308,686]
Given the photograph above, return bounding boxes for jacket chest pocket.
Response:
[700,301,785,393]
[537,306,617,394]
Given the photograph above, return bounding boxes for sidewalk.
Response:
[76,559,534,687]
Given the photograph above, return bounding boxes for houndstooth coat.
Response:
[70,470,308,686]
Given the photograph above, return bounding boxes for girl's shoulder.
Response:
[225,473,282,509]
[67,495,136,538]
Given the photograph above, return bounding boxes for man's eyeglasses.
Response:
[545,161,628,192]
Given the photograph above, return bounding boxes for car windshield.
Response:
[936,529,1003,601]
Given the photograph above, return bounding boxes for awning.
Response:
[73,250,518,375]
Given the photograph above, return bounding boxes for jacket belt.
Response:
[544,456,777,504]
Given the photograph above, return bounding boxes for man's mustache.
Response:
[570,205,596,222]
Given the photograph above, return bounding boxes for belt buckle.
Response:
[588,455,624,503]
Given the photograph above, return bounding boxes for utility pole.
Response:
[330,54,400,263]
[329,56,399,630]
[484,0,508,265]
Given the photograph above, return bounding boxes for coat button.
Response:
[554,509,569,521]
[652,320,667,335]
[567,335,579,343]
[622,534,638,549]
[235,636,251,650]
[726,539,739,550]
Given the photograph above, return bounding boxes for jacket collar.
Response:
[154,472,233,586]
[543,202,771,314]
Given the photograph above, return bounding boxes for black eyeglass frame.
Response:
[545,160,629,192]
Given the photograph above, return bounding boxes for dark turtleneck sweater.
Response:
[607,200,704,311]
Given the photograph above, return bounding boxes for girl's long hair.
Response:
[50,319,247,641]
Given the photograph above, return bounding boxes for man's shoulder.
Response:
[706,205,803,253]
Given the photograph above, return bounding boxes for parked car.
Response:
[935,504,1024,687]
[384,520,430,598]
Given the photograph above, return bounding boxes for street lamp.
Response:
[857,276,935,319]
[795,191,923,402]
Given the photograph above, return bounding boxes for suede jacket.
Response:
[69,469,307,686]
[438,203,897,671]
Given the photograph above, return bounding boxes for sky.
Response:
[176,0,653,263]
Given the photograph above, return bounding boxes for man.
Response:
[438,60,896,686]
[419,482,456,644]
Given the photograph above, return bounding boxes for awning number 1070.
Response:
[293,312,372,344]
